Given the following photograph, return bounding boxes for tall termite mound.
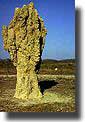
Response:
[2,2,47,100]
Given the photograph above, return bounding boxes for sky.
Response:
[0,0,75,60]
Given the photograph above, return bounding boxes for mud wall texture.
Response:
[2,2,47,100]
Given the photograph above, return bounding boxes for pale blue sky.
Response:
[0,0,75,60]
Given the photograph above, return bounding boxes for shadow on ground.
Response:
[39,80,58,94]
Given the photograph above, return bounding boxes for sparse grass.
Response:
[0,75,76,112]
[0,59,76,75]
[0,59,76,112]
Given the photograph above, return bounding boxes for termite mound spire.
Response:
[2,2,47,100]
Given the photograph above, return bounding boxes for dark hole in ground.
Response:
[38,80,58,94]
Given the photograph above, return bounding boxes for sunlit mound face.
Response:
[28,2,34,10]
[2,2,47,100]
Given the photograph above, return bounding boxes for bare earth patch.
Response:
[0,75,75,112]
